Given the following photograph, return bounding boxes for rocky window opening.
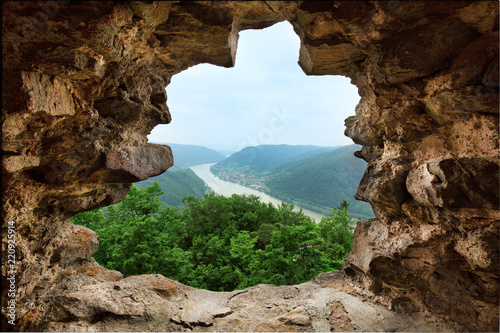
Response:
[71,21,370,293]
[2,2,498,332]
[151,21,360,152]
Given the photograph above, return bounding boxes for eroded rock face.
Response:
[17,272,463,332]
[2,1,498,332]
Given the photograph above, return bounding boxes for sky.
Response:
[147,21,360,152]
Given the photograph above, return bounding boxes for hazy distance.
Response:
[148,21,360,152]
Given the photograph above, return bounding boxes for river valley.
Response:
[189,163,326,222]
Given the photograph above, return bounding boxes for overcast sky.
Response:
[148,21,360,152]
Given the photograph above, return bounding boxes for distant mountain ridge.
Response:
[168,143,225,167]
[139,142,373,219]
[266,145,374,219]
[211,144,339,174]
[211,144,374,219]
[150,142,226,170]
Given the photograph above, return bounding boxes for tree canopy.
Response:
[72,182,355,291]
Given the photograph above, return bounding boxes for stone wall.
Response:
[2,1,498,331]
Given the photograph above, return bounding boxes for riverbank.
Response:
[189,163,326,222]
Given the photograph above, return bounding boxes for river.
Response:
[189,163,326,222]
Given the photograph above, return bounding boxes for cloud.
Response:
[148,22,359,151]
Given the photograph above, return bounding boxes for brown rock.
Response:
[278,306,311,326]
[54,224,99,266]
[74,260,123,283]
[329,301,354,332]
[1,1,498,332]
[407,157,499,209]
[87,143,174,183]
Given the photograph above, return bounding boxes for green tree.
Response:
[161,246,195,285]
[73,182,185,277]
[249,219,330,286]
[337,199,350,211]
[71,208,107,230]
[72,184,355,292]
[317,207,355,269]
[252,223,277,250]
[230,231,257,269]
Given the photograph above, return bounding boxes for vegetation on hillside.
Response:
[73,182,355,291]
[211,144,336,174]
[136,169,209,209]
[135,143,225,208]
[162,142,225,169]
[266,145,374,220]
[211,144,374,219]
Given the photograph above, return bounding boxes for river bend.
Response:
[189,163,326,222]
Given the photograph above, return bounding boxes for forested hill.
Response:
[151,142,226,169]
[211,144,338,174]
[135,168,209,209]
[266,145,374,220]
[73,186,354,291]
[211,144,374,220]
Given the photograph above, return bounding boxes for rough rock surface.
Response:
[2,1,498,332]
[21,272,463,333]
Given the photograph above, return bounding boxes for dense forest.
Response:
[136,169,209,209]
[267,145,374,219]
[211,144,374,219]
[211,144,337,174]
[73,182,354,291]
